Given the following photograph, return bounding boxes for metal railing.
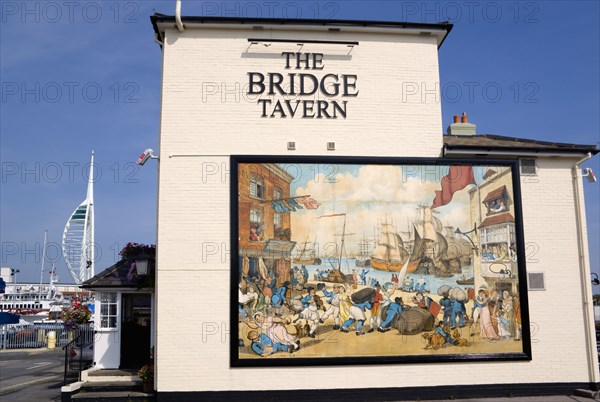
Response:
[0,322,89,349]
[63,325,95,385]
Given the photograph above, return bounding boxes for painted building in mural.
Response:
[469,167,519,295]
[238,163,295,290]
[119,11,600,400]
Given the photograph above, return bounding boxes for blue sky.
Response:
[1,1,598,284]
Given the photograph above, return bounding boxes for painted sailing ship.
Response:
[355,236,372,267]
[293,236,322,265]
[444,226,473,267]
[369,222,410,272]
[407,206,454,277]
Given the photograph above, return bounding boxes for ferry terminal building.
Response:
[92,13,600,400]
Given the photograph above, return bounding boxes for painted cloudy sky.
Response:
[290,164,493,253]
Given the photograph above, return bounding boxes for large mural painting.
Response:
[231,157,530,366]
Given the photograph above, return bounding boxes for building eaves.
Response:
[150,14,453,48]
[444,134,599,156]
[81,259,138,289]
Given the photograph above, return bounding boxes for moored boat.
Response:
[293,236,322,265]
[370,222,409,272]
[456,276,475,285]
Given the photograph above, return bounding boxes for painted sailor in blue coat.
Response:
[439,293,454,326]
[341,300,373,335]
[302,265,309,283]
[360,269,369,285]
[451,297,467,328]
[248,330,292,356]
[434,322,455,345]
[270,281,290,315]
[299,286,314,309]
[294,287,320,337]
[378,297,405,332]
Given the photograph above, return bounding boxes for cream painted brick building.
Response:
[149,14,599,400]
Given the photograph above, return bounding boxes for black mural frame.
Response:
[230,155,531,367]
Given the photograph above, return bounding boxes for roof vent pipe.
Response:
[175,0,184,32]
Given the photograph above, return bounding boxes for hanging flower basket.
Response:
[119,243,156,260]
[62,300,91,331]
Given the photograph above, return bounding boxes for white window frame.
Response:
[98,292,119,331]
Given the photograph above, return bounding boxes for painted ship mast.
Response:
[355,235,371,267]
[318,213,352,282]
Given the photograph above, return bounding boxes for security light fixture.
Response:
[583,168,597,183]
[592,273,599,286]
[136,149,159,166]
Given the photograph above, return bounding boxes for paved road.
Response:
[0,348,64,401]
[0,349,595,402]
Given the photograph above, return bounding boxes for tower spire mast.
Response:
[62,150,95,284]
[87,151,95,280]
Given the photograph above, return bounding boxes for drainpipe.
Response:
[572,152,598,387]
[175,0,184,32]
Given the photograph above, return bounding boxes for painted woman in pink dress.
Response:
[479,301,500,340]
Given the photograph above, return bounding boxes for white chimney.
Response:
[447,112,476,135]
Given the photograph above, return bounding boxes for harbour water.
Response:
[292,257,475,294]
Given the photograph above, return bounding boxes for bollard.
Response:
[47,331,56,350]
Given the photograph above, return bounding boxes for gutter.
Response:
[444,147,599,158]
[571,152,599,387]
[175,0,184,32]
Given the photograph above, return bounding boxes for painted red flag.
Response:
[431,165,476,209]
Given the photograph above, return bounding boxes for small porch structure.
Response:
[81,258,155,370]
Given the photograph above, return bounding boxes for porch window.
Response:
[100,292,118,329]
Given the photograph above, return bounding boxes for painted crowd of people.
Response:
[238,261,522,357]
